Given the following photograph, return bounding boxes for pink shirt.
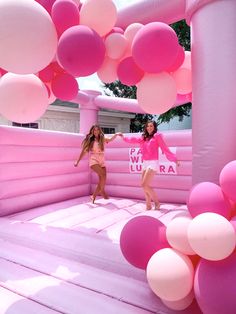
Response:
[123,133,177,162]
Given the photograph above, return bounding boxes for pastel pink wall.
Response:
[0,127,192,216]
[0,126,90,216]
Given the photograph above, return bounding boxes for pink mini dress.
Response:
[89,141,105,168]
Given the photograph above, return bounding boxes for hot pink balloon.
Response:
[0,73,48,123]
[38,64,55,82]
[51,73,79,101]
[57,25,105,77]
[188,213,236,261]
[219,160,236,203]
[51,0,80,37]
[80,0,117,37]
[132,22,179,73]
[146,248,194,301]
[167,45,185,72]
[117,57,144,86]
[194,252,236,314]
[187,182,231,219]
[120,215,169,269]
[38,0,56,14]
[0,0,58,74]
[137,72,177,114]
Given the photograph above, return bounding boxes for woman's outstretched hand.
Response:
[74,161,79,167]
[116,132,123,138]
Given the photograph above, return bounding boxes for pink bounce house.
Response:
[0,1,236,314]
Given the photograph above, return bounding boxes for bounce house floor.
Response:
[0,196,201,314]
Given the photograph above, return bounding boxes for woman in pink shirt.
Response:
[121,120,179,210]
[74,124,120,203]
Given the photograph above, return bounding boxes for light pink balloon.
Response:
[124,23,143,44]
[117,57,144,86]
[137,72,177,114]
[166,216,195,255]
[0,73,48,123]
[146,248,194,301]
[105,33,128,60]
[51,73,79,101]
[132,22,179,73]
[97,57,118,83]
[187,181,231,219]
[57,25,105,77]
[220,160,236,203]
[0,0,58,74]
[80,0,117,36]
[51,0,80,37]
[188,213,236,261]
[182,51,191,69]
[172,67,192,94]
[161,290,195,311]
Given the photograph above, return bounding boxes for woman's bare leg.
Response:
[142,171,152,210]
[142,169,160,209]
[90,165,108,202]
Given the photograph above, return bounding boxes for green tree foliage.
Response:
[103,20,191,132]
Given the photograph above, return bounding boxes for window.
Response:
[12,122,39,129]
[101,127,115,134]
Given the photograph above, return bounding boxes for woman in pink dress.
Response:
[74,125,120,203]
[121,120,179,210]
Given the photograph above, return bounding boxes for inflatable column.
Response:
[187,0,236,184]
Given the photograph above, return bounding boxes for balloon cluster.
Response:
[0,0,191,123]
[120,160,236,313]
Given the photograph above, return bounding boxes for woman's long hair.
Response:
[142,120,158,141]
[81,125,105,152]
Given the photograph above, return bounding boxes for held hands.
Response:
[115,132,123,138]
[74,160,79,167]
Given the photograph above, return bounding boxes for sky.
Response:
[78,0,138,93]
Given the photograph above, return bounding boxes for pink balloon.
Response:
[132,22,179,73]
[167,45,185,72]
[57,25,105,77]
[105,33,128,60]
[219,160,236,203]
[51,0,80,37]
[172,67,192,94]
[137,72,177,114]
[161,290,195,311]
[80,0,117,36]
[38,0,57,13]
[187,182,231,219]
[194,252,236,314]
[120,215,169,269]
[188,213,236,261]
[146,248,194,301]
[166,216,195,255]
[0,73,48,123]
[104,27,124,38]
[117,57,144,86]
[51,73,79,100]
[38,64,55,82]
[97,57,118,83]
[0,0,57,74]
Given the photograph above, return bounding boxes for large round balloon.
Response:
[120,215,169,269]
[51,0,80,37]
[132,22,179,73]
[194,252,236,314]
[0,0,57,74]
[117,57,144,86]
[51,72,79,101]
[187,182,231,219]
[188,212,236,261]
[219,160,236,203]
[146,248,194,301]
[0,73,48,123]
[137,72,177,114]
[57,25,105,77]
[80,0,117,37]
[97,57,118,83]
